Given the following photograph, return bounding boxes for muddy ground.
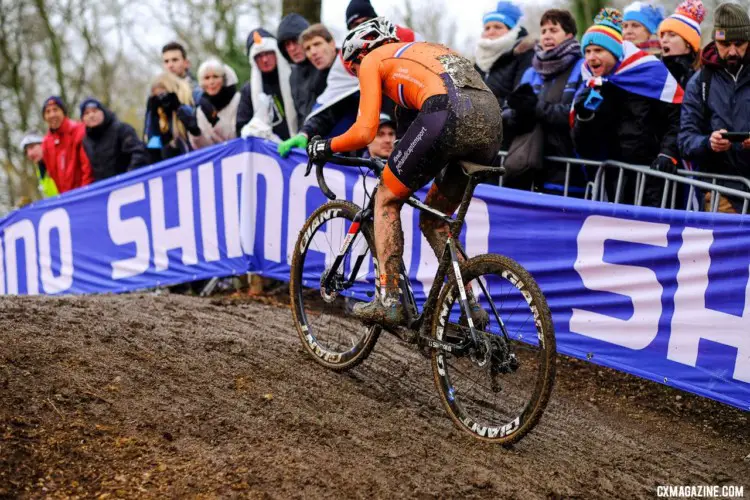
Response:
[1,294,748,499]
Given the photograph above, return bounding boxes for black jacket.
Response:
[277,13,325,122]
[292,63,329,122]
[236,70,292,140]
[504,57,585,192]
[663,54,696,91]
[83,107,149,181]
[301,91,359,139]
[573,82,680,166]
[476,28,535,107]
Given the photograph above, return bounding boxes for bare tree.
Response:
[155,0,280,85]
[0,0,151,212]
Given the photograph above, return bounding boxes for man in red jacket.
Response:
[41,96,94,193]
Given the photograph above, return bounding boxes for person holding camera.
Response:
[679,3,750,213]
[182,59,241,150]
[145,72,195,163]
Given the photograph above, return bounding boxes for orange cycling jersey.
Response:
[331,42,458,153]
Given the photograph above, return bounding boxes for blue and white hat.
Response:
[623,1,666,34]
[483,1,523,30]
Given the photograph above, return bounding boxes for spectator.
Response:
[653,0,706,210]
[277,14,322,122]
[277,23,403,157]
[185,59,241,149]
[623,2,665,55]
[363,113,396,160]
[277,25,360,157]
[503,9,584,195]
[80,98,149,181]
[160,41,202,103]
[41,96,93,194]
[679,3,750,214]
[237,29,298,141]
[19,132,58,198]
[659,0,705,88]
[145,72,195,163]
[572,8,681,206]
[294,23,337,121]
[345,0,422,41]
[143,42,202,152]
[474,1,535,110]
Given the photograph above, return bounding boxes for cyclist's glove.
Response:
[307,135,332,162]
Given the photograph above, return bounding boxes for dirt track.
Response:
[1,294,748,499]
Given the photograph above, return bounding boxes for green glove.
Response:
[277,134,308,158]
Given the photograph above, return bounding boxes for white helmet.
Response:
[341,17,399,66]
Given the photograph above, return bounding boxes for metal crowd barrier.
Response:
[496,152,750,215]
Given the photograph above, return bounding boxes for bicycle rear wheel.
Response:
[290,201,381,371]
[430,253,556,445]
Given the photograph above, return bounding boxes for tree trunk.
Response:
[570,0,606,40]
[281,0,322,23]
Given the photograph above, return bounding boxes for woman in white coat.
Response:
[188,59,241,149]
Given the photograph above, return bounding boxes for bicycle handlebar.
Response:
[307,155,385,201]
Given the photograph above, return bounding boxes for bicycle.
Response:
[289,154,556,445]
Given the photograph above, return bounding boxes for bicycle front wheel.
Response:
[290,201,381,372]
[430,253,556,445]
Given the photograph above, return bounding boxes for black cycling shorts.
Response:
[383,78,501,198]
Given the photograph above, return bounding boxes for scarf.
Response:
[205,84,238,112]
[532,38,582,78]
[475,25,522,73]
[581,41,683,104]
[636,38,662,56]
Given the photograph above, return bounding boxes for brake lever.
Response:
[304,159,314,177]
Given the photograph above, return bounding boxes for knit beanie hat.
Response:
[79,97,104,117]
[581,8,624,60]
[346,0,378,28]
[483,1,523,30]
[42,96,67,116]
[712,2,750,42]
[658,0,705,52]
[623,2,665,35]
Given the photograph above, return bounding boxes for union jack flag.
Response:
[581,41,684,104]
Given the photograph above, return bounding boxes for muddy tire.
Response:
[430,253,556,445]
[290,201,381,372]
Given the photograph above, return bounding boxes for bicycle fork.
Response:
[321,209,371,295]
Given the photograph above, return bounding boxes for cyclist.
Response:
[307,18,502,328]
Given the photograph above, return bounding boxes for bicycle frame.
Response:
[320,168,510,353]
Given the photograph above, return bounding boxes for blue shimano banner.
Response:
[1,137,748,412]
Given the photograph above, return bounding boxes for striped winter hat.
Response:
[658,0,706,52]
[582,8,624,60]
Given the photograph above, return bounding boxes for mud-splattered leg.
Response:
[419,166,467,261]
[373,179,405,303]
[419,169,487,326]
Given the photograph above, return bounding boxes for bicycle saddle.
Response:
[460,160,506,177]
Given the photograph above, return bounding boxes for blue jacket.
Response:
[679,43,750,186]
